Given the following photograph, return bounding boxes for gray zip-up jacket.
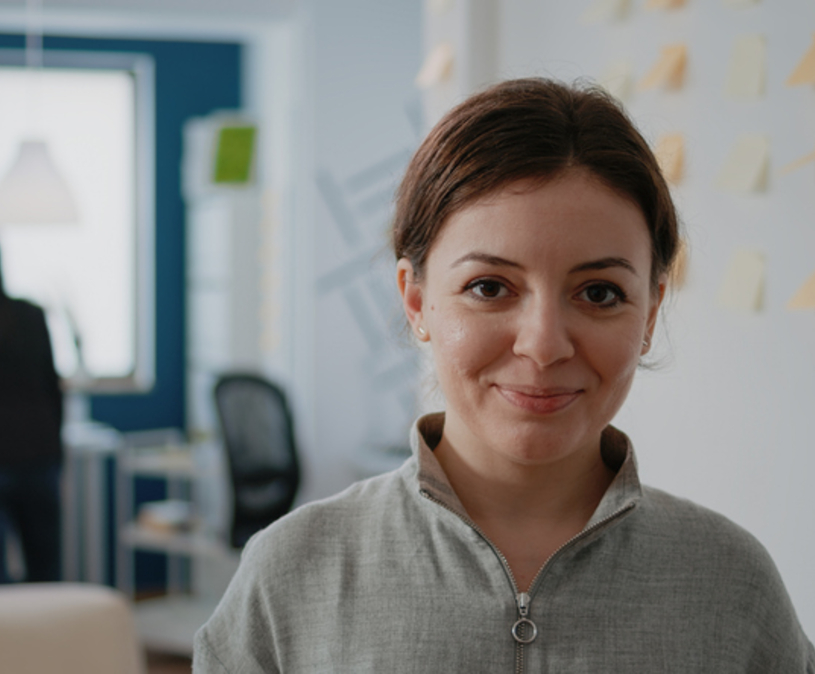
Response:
[194,413,815,673]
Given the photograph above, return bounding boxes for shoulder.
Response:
[2,297,43,317]
[3,299,47,330]
[195,463,421,670]
[632,486,799,623]
[637,485,772,563]
[238,461,418,577]
[638,487,777,576]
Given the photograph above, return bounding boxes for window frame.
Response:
[0,48,155,393]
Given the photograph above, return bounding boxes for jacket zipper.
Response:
[420,488,635,674]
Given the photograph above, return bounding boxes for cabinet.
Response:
[116,431,239,655]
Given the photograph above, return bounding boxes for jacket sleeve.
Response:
[192,535,281,674]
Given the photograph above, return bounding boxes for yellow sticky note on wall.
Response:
[780,149,815,175]
[581,0,630,22]
[655,133,684,185]
[786,34,815,87]
[599,60,633,101]
[639,44,687,91]
[416,43,454,89]
[718,250,765,312]
[787,271,815,310]
[726,35,765,99]
[715,135,769,192]
[645,0,686,9]
[669,238,689,289]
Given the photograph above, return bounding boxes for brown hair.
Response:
[392,77,679,289]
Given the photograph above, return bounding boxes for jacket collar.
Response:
[409,411,642,528]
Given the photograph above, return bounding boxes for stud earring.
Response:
[642,337,650,348]
[417,326,426,338]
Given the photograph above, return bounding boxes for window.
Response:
[0,49,154,391]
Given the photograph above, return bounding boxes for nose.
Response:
[512,295,575,367]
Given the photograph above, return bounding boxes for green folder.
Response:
[213,126,256,184]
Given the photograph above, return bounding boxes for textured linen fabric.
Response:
[194,413,815,673]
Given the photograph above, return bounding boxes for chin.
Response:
[494,423,593,467]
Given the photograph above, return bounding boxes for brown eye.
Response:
[465,278,510,300]
[580,283,625,307]
[475,280,503,298]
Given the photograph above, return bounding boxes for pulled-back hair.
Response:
[392,77,679,289]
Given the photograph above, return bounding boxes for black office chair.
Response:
[214,373,300,548]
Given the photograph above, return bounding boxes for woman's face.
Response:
[398,170,665,470]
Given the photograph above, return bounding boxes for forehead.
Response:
[427,171,652,265]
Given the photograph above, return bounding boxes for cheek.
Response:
[429,310,507,381]
[589,329,643,392]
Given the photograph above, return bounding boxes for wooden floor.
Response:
[146,651,192,674]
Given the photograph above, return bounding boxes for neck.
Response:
[433,428,614,529]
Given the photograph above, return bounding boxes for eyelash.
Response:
[463,278,628,309]
[463,278,511,301]
[577,282,627,309]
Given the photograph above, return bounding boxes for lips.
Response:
[494,385,582,415]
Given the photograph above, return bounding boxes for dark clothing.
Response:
[0,297,63,467]
[0,465,61,582]
[0,296,63,582]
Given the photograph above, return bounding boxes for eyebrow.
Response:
[451,252,523,269]
[451,252,638,276]
[570,257,638,276]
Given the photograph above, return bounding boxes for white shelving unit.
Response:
[116,437,239,656]
[183,113,264,444]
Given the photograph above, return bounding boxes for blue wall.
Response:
[0,33,243,433]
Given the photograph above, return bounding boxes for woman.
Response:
[194,79,814,672]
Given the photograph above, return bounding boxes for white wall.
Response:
[300,0,423,502]
[426,0,815,637]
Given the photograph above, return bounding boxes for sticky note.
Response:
[645,0,686,9]
[213,126,256,184]
[725,35,765,99]
[639,44,687,91]
[718,250,765,312]
[723,0,761,6]
[599,60,633,101]
[416,43,454,89]
[787,271,815,310]
[669,239,689,289]
[786,34,815,87]
[780,149,815,175]
[655,133,684,185]
[581,0,630,22]
[715,135,769,193]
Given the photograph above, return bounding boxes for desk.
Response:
[62,421,122,584]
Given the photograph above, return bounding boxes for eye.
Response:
[464,278,511,300]
[578,282,626,308]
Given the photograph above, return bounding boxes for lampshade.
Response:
[0,140,79,225]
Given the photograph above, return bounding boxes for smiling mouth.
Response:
[494,386,582,415]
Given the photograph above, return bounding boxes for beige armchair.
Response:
[0,582,145,674]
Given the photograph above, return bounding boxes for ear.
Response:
[642,274,667,354]
[396,258,429,341]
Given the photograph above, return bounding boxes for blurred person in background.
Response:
[0,248,63,582]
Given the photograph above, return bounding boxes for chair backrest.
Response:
[214,374,300,548]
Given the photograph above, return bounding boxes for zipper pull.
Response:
[511,592,538,644]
